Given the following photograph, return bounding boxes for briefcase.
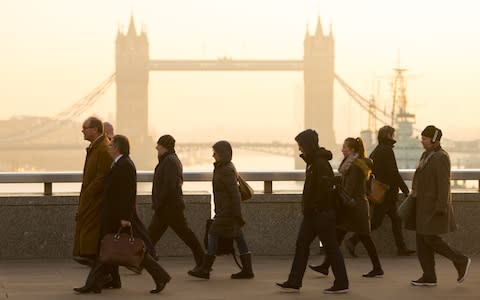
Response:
[98,226,145,268]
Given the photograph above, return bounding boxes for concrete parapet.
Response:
[0,194,210,259]
[0,193,478,259]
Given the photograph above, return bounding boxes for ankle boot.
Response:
[231,253,254,279]
[188,255,215,279]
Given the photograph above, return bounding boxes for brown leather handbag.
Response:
[238,174,254,201]
[368,177,390,204]
[98,226,145,268]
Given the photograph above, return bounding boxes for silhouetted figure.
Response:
[148,135,205,270]
[346,126,415,257]
[188,140,254,280]
[309,137,383,278]
[408,125,471,286]
[276,129,348,294]
[73,117,112,267]
[74,135,170,294]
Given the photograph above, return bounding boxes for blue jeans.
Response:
[207,231,249,256]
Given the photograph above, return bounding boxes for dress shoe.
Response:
[324,286,349,294]
[362,269,384,278]
[73,285,101,294]
[308,264,329,276]
[276,281,300,292]
[150,278,169,294]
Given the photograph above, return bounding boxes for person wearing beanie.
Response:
[407,125,471,286]
[346,125,415,257]
[148,134,205,272]
[189,140,254,280]
[276,129,349,294]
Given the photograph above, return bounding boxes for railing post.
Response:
[264,181,272,194]
[44,182,52,196]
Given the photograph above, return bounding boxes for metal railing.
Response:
[1,169,479,196]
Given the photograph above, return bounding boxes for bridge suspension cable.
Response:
[334,73,391,126]
[1,73,116,143]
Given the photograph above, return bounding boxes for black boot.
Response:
[188,255,215,279]
[231,253,254,279]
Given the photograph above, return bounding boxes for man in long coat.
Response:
[73,116,112,266]
[407,125,471,286]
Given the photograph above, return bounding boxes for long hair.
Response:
[344,137,367,158]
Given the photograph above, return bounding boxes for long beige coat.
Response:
[405,147,457,235]
[73,135,112,257]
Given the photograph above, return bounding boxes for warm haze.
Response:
[1,0,479,143]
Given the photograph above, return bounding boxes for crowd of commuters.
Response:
[71,116,471,295]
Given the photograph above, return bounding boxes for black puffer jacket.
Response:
[295,129,335,215]
[210,141,245,238]
[370,138,409,205]
[151,151,184,212]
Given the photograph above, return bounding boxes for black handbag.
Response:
[203,219,242,269]
[335,185,356,209]
[203,219,235,255]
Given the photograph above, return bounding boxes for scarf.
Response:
[338,153,358,176]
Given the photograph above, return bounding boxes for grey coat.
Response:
[405,147,457,235]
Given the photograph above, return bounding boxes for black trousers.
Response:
[288,211,348,289]
[416,233,466,281]
[149,209,204,266]
[350,199,407,251]
[322,229,382,271]
[85,253,170,289]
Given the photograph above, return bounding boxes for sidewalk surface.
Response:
[0,255,478,299]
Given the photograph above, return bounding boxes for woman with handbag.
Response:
[346,126,415,257]
[309,137,384,278]
[73,135,171,294]
[188,140,254,280]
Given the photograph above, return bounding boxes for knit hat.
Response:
[157,134,175,150]
[421,125,442,143]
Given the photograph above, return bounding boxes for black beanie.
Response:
[421,125,442,142]
[157,134,175,150]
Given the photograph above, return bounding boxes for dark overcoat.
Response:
[73,135,112,257]
[404,147,457,235]
[102,155,156,255]
[336,158,372,235]
[210,141,245,238]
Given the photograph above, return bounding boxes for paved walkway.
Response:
[0,255,478,299]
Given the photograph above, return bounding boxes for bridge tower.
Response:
[116,16,153,168]
[303,17,336,152]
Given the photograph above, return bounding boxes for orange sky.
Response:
[1,0,479,142]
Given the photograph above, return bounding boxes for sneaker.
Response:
[454,257,471,284]
[397,249,416,256]
[345,238,358,258]
[308,264,329,276]
[276,281,300,292]
[324,286,349,294]
[410,277,437,286]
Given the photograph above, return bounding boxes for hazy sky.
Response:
[1,0,479,143]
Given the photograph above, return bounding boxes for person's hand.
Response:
[120,220,131,227]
